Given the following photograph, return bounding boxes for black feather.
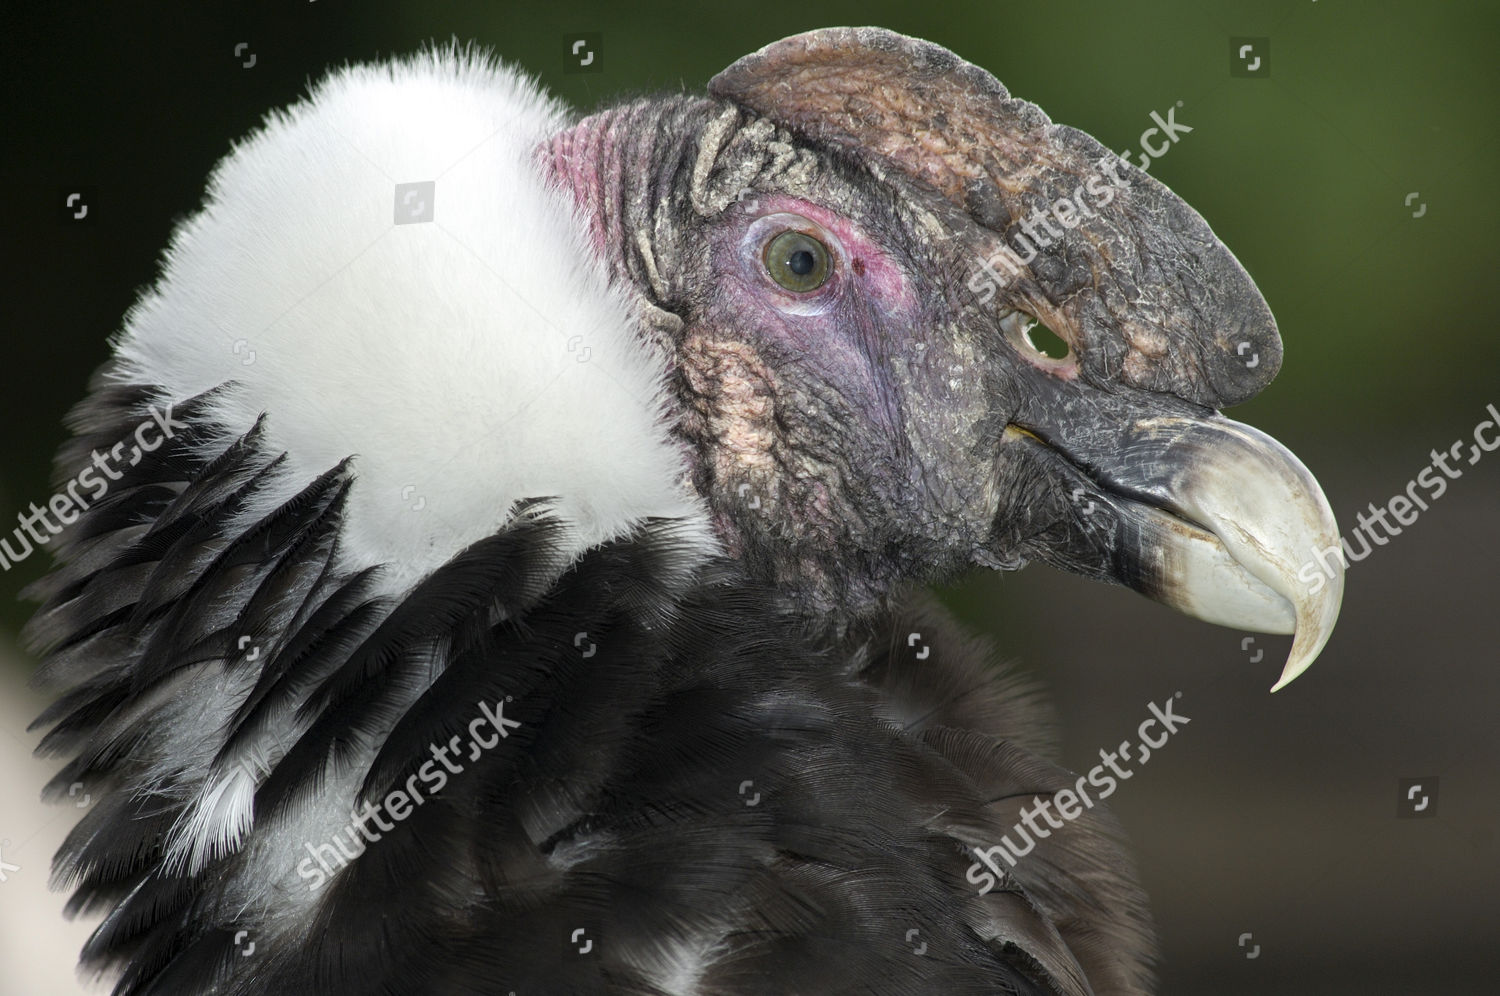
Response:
[30,381,1154,995]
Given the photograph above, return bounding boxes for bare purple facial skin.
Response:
[536,97,1023,620]
[711,193,920,446]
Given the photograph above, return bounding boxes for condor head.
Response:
[543,27,1343,688]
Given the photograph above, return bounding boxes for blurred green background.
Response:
[3,1,1496,993]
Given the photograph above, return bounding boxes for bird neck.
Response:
[537,96,711,347]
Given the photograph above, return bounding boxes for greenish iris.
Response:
[763,230,832,292]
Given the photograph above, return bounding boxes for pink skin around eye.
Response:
[737,195,916,313]
[720,194,919,447]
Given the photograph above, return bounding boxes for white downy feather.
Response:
[114,46,713,914]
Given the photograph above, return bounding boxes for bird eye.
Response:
[763,230,832,292]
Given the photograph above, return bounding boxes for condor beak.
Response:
[998,409,1344,691]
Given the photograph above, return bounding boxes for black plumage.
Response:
[31,385,1150,994]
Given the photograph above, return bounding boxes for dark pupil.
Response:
[787,249,815,276]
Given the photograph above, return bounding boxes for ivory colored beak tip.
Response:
[1269,636,1328,692]
[1269,667,1300,693]
[1268,585,1342,692]
[1148,417,1345,696]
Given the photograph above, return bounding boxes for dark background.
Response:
[2,1,1496,992]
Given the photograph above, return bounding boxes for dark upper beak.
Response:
[993,382,1343,690]
[713,27,1344,687]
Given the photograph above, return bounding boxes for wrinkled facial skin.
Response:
[542,27,1343,683]
[670,125,1026,617]
[548,100,1014,618]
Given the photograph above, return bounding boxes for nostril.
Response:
[1023,321,1070,360]
[1001,311,1075,370]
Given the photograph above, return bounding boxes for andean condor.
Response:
[26,27,1343,996]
